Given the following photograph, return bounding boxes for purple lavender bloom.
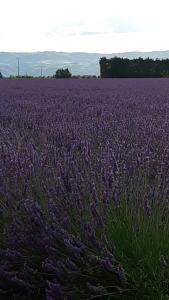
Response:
[64,238,84,255]
[90,202,104,228]
[91,183,97,202]
[116,264,127,282]
[46,281,63,300]
[86,282,106,294]
[90,202,99,218]
[143,195,151,216]
[103,189,109,205]
[65,258,78,271]
[62,216,71,229]
[2,78,169,299]
[43,258,58,274]
[100,258,113,272]
[159,255,167,267]
[84,223,98,246]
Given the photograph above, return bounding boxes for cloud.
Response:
[0,0,169,52]
[105,16,142,33]
[79,31,106,36]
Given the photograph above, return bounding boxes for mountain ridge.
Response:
[1,50,169,77]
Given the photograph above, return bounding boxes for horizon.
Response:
[2,50,169,77]
[1,50,169,55]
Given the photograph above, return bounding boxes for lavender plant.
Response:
[1,78,169,299]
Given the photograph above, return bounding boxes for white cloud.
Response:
[0,0,169,52]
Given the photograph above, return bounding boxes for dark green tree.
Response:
[54,68,72,78]
[99,57,169,78]
[0,72,3,79]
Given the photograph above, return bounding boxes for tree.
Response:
[54,68,72,78]
[99,57,169,78]
[0,72,3,79]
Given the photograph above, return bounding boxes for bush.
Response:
[54,68,72,78]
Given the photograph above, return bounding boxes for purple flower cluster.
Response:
[0,78,169,298]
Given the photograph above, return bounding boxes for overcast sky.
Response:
[1,0,169,53]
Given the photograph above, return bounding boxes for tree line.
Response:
[99,57,169,78]
[0,68,98,79]
[0,69,72,79]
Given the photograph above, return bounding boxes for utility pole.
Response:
[17,57,20,77]
[40,65,43,77]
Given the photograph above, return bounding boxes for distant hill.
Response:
[1,51,169,77]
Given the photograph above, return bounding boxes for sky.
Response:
[1,0,169,53]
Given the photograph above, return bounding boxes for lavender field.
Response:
[1,78,169,299]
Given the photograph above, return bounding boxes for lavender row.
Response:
[0,78,169,299]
